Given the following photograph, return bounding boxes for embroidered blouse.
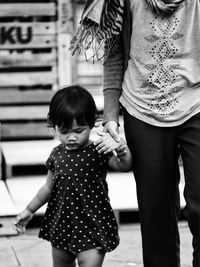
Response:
[103,0,200,127]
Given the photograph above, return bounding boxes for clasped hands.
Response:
[94,121,127,159]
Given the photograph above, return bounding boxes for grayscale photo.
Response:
[0,0,198,266]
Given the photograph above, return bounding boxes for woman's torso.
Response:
[121,0,200,126]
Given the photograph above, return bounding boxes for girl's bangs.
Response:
[57,109,88,131]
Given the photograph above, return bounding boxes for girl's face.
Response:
[55,120,91,151]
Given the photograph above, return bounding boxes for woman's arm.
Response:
[97,38,124,145]
[103,36,124,127]
[97,37,125,148]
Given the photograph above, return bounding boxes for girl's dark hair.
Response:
[47,85,97,130]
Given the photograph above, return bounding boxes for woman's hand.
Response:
[94,121,121,155]
[103,121,120,142]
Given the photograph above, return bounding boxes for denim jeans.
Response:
[123,110,200,267]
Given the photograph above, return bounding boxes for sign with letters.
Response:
[0,22,56,49]
[0,26,32,45]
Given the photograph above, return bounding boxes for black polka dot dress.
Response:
[39,143,119,254]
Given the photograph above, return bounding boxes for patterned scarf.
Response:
[69,0,184,62]
[146,0,185,16]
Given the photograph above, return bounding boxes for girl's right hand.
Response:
[13,208,34,234]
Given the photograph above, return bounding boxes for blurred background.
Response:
[0,0,107,220]
[0,1,192,266]
[0,0,185,230]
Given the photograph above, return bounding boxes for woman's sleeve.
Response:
[103,36,124,125]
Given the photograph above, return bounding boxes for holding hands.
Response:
[95,131,128,158]
[94,121,132,171]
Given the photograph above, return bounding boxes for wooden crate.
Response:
[0,0,73,141]
[0,0,103,141]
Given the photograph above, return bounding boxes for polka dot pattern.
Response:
[39,143,119,253]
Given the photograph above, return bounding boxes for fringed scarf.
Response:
[69,0,185,62]
[146,0,185,16]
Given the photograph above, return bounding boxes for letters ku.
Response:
[0,27,32,44]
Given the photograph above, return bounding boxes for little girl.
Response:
[14,85,132,267]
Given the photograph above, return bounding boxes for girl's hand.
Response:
[115,142,128,158]
[13,208,33,234]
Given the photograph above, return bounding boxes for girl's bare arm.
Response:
[14,170,54,232]
[26,170,53,213]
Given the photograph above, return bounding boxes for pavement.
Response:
[0,218,193,267]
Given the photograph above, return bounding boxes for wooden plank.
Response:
[0,90,54,104]
[1,122,53,140]
[0,22,56,35]
[77,61,103,76]
[0,3,56,17]
[0,71,56,87]
[0,49,57,68]
[78,76,103,86]
[57,0,73,34]
[79,85,103,93]
[107,172,138,211]
[1,130,105,177]
[0,181,16,216]
[107,169,186,211]
[2,140,58,177]
[58,34,72,86]
[1,130,103,170]
[57,0,73,86]
[1,140,59,167]
[0,34,56,49]
[6,176,47,214]
[87,87,103,96]
[0,97,103,121]
[0,217,18,236]
[0,106,48,120]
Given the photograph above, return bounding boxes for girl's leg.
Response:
[52,246,76,267]
[123,110,181,267]
[77,249,105,267]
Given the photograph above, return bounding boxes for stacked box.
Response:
[0,0,103,141]
[0,0,73,140]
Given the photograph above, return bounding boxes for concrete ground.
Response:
[0,220,193,267]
